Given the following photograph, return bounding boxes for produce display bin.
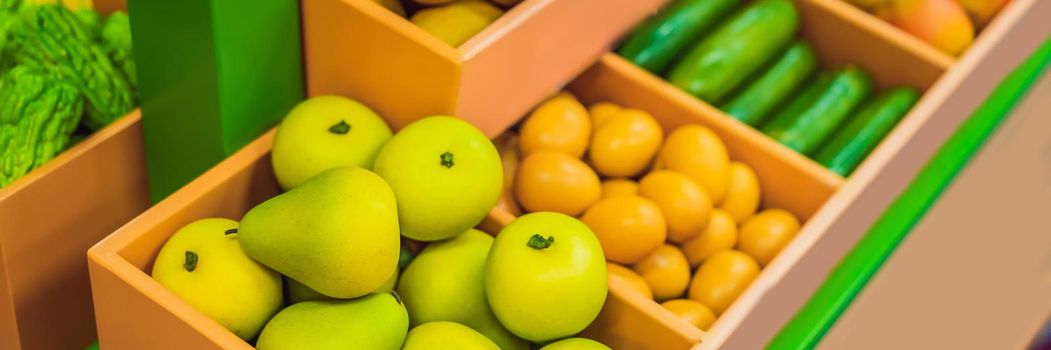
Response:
[85,0,1050,348]
[0,111,149,350]
[302,0,666,137]
[484,0,1050,348]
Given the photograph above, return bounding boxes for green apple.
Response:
[486,212,608,342]
[373,116,502,241]
[271,95,392,190]
[397,229,527,350]
[403,321,499,350]
[239,166,400,299]
[151,218,282,341]
[256,293,408,349]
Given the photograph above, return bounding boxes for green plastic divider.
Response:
[768,37,1051,349]
[128,0,304,202]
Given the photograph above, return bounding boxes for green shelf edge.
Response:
[768,37,1051,350]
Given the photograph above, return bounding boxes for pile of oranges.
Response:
[493,92,802,331]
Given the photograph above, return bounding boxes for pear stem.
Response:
[527,234,554,250]
[440,152,454,168]
[328,120,350,135]
[184,251,198,272]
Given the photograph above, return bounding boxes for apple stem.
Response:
[225,228,238,235]
[184,251,198,272]
[527,234,554,250]
[328,120,351,135]
[440,152,454,168]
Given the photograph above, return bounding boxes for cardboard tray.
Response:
[0,110,149,350]
[302,0,667,137]
[86,0,1050,349]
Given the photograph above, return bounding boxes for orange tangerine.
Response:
[638,171,713,243]
[660,125,730,203]
[680,209,737,268]
[515,150,601,216]
[633,244,691,301]
[589,109,663,178]
[719,162,761,222]
[660,299,717,331]
[688,250,759,315]
[580,196,666,264]
[600,178,638,199]
[738,209,800,266]
[519,92,591,158]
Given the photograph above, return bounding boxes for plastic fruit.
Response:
[519,92,591,158]
[271,96,392,190]
[660,125,731,203]
[688,250,760,315]
[411,0,504,47]
[515,150,601,216]
[374,116,503,241]
[680,209,738,268]
[239,166,400,299]
[581,196,667,264]
[494,133,522,216]
[589,109,664,177]
[601,178,639,199]
[633,244,691,301]
[588,102,622,128]
[877,0,974,56]
[287,265,399,304]
[660,299,717,331]
[738,209,801,266]
[607,262,654,299]
[255,293,408,349]
[397,229,527,350]
[403,321,500,350]
[719,161,761,222]
[486,212,608,342]
[151,218,282,341]
[958,0,1009,29]
[638,170,713,243]
[540,338,612,350]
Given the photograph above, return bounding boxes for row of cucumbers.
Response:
[619,0,919,176]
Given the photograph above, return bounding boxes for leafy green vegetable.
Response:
[11,4,134,130]
[101,11,133,87]
[0,64,84,187]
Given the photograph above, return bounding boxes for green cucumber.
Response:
[721,41,817,126]
[762,66,873,155]
[814,87,920,176]
[618,0,741,74]
[666,0,799,103]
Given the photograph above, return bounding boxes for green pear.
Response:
[540,338,611,350]
[256,293,408,350]
[271,95,393,190]
[403,321,500,350]
[373,116,502,241]
[151,218,282,341]
[239,166,400,299]
[397,229,528,350]
[285,268,398,304]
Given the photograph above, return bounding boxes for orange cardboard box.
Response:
[85,0,1051,349]
[302,0,667,137]
[0,110,148,350]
